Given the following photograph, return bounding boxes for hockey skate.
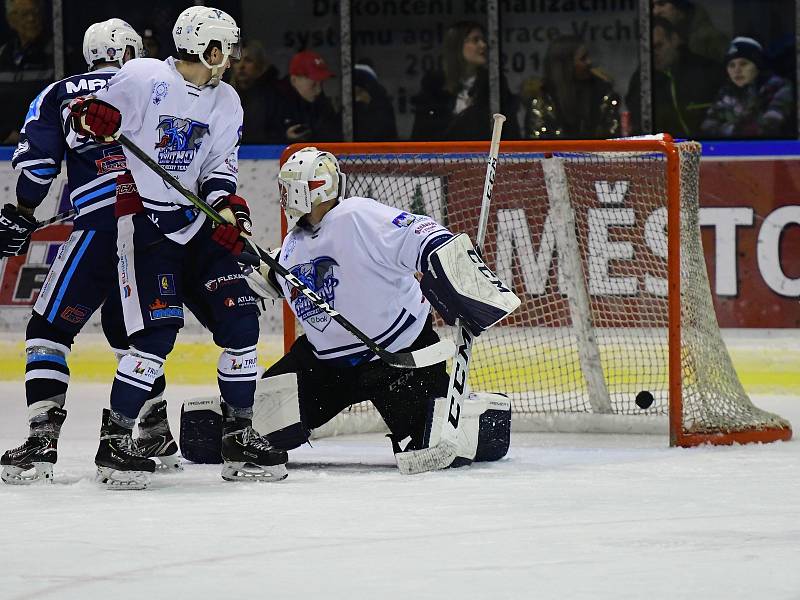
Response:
[221,407,288,482]
[135,400,183,471]
[1,407,67,485]
[95,409,155,490]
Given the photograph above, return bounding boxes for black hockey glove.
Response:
[0,203,38,258]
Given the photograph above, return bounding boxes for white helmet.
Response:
[173,6,240,85]
[82,19,143,69]
[279,147,345,228]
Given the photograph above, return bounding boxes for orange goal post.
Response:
[278,136,791,447]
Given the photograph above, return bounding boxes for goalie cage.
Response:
[279,136,792,447]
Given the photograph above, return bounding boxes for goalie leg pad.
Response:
[252,373,307,451]
[420,233,521,336]
[396,392,511,470]
[179,397,223,464]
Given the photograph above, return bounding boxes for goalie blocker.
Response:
[420,233,520,336]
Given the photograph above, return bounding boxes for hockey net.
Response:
[280,137,791,447]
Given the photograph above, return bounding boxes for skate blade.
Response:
[96,466,151,490]
[221,462,288,483]
[153,455,184,472]
[1,462,54,485]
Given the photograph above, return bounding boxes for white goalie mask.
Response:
[278,147,345,228]
[173,6,241,86]
[82,19,143,69]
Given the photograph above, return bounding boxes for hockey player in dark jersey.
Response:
[0,20,180,485]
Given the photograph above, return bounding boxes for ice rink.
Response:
[0,380,798,600]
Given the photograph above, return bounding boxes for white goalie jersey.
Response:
[278,197,452,366]
[92,56,242,244]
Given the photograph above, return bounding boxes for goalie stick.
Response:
[117,134,454,370]
[396,113,507,475]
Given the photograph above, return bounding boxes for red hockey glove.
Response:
[69,97,122,142]
[212,194,252,236]
[114,172,144,218]
[211,223,244,256]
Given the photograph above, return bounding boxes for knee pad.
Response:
[180,396,223,464]
[128,326,179,359]
[26,312,75,347]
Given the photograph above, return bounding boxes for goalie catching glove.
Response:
[420,233,521,336]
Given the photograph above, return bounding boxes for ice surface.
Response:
[0,381,798,600]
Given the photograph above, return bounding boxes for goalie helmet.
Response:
[278,147,345,227]
[82,19,143,69]
[173,6,240,86]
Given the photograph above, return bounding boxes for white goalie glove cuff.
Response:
[241,248,283,301]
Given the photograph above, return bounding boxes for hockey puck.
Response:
[635,391,654,409]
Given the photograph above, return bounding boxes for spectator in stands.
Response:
[353,61,397,141]
[0,0,54,143]
[522,36,621,139]
[701,37,795,138]
[652,0,728,62]
[264,49,341,144]
[411,21,519,141]
[625,16,722,137]
[231,40,280,144]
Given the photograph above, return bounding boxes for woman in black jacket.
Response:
[411,21,519,141]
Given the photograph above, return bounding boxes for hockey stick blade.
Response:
[376,338,456,369]
[395,440,459,475]
[117,134,451,370]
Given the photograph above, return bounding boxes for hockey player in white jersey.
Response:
[1,20,181,485]
[181,147,520,471]
[68,6,287,489]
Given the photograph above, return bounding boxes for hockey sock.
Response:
[216,346,258,412]
[24,337,71,418]
[110,349,164,427]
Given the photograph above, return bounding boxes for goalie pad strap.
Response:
[420,233,520,336]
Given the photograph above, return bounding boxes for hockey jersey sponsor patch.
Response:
[158,273,176,295]
[392,211,416,228]
[204,273,245,292]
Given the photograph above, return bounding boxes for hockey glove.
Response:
[114,172,144,217]
[211,223,244,256]
[68,97,121,142]
[0,203,38,258]
[241,248,283,300]
[212,194,252,237]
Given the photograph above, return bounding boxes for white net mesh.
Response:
[292,141,789,442]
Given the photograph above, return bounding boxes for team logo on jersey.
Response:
[154,115,210,172]
[152,81,169,106]
[392,211,416,228]
[288,256,339,332]
[95,147,127,175]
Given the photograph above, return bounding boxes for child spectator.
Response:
[701,37,795,138]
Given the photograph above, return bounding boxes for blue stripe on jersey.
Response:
[26,353,68,367]
[31,167,58,176]
[73,182,116,207]
[47,231,94,322]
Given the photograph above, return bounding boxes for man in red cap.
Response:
[264,49,341,143]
